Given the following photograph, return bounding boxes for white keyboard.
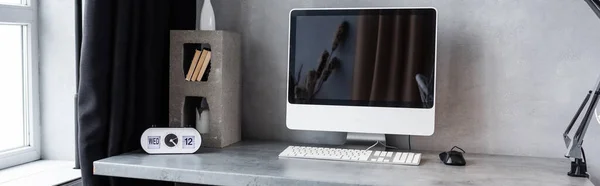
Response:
[278,146,421,165]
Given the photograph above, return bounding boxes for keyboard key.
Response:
[310,154,341,159]
[393,153,401,162]
[406,153,415,163]
[359,154,370,161]
[412,154,421,164]
[386,152,393,157]
[374,151,381,156]
[399,153,408,163]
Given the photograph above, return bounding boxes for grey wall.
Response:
[212,0,600,182]
[209,0,241,32]
[39,0,76,161]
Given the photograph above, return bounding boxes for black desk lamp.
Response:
[563,1,600,178]
[564,80,600,177]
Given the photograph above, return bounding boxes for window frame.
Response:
[0,0,40,170]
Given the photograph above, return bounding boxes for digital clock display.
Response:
[183,136,195,149]
[148,136,160,149]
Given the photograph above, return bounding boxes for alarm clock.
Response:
[140,128,202,154]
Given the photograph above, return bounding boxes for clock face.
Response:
[165,134,178,147]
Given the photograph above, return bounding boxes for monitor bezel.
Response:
[288,8,438,108]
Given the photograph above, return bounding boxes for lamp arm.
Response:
[573,78,600,145]
[563,91,592,146]
[585,0,600,19]
[567,77,600,160]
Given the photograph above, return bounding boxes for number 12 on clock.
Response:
[183,136,195,149]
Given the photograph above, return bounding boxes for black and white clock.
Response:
[140,128,202,154]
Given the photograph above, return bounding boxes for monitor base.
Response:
[344,133,386,151]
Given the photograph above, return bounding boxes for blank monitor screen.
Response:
[288,9,437,108]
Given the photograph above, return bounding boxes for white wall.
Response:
[39,0,76,161]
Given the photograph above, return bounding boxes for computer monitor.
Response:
[286,8,438,136]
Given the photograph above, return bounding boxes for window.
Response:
[0,0,23,5]
[0,0,39,169]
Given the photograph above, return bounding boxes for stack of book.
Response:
[185,49,212,81]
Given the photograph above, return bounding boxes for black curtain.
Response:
[77,0,170,185]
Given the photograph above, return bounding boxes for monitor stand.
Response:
[344,133,386,151]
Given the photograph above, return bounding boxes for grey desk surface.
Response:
[94,141,593,186]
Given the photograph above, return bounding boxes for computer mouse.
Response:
[439,146,466,166]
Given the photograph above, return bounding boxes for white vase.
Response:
[198,109,210,134]
[200,0,216,30]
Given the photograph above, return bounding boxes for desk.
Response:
[94,141,592,186]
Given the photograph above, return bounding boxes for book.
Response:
[196,50,212,81]
[185,50,202,81]
[191,50,209,81]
